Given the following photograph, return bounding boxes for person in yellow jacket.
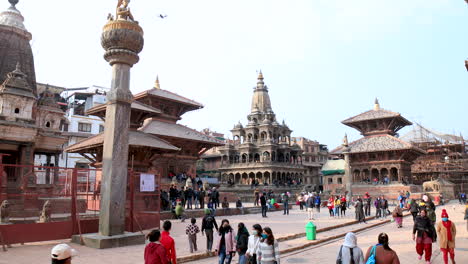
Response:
[436,209,456,264]
[334,197,341,217]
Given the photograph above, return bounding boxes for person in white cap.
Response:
[51,243,77,264]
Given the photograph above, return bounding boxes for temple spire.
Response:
[342,133,349,147]
[8,0,19,8]
[154,75,160,89]
[374,98,380,111]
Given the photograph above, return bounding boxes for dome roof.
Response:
[0,0,36,95]
[0,1,29,33]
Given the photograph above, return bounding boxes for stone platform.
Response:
[71,232,145,249]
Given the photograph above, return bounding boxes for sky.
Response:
[2,0,468,149]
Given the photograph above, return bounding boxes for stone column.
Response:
[71,8,145,248]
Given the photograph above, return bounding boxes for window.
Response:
[328,178,333,184]
[78,122,92,132]
[14,108,19,114]
[99,125,104,133]
[45,121,51,128]
[338,178,343,184]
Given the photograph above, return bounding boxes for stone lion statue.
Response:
[39,200,52,223]
[0,200,11,224]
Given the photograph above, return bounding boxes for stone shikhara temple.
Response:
[218,72,306,185]
[0,0,67,189]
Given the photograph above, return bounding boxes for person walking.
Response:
[199,188,206,209]
[282,192,290,215]
[215,219,237,264]
[340,197,347,217]
[201,209,219,253]
[306,193,315,220]
[257,227,280,264]
[327,196,335,217]
[254,189,260,207]
[185,187,194,210]
[364,233,400,264]
[375,197,381,219]
[334,197,341,217]
[380,196,388,219]
[355,198,366,224]
[246,224,263,264]
[236,223,250,264]
[413,209,437,263]
[260,193,268,218]
[185,218,200,253]
[364,192,371,217]
[409,199,419,222]
[392,206,403,228]
[314,194,321,214]
[336,232,365,264]
[297,193,304,210]
[145,230,168,264]
[436,209,457,264]
[160,221,177,264]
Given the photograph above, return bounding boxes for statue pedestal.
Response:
[71,232,145,249]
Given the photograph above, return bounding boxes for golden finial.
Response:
[343,133,349,147]
[154,75,160,89]
[374,98,380,111]
[258,70,264,80]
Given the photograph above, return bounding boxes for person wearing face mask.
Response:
[257,227,280,264]
[436,209,457,264]
[215,219,237,264]
[246,224,263,264]
[413,209,437,264]
[236,223,250,264]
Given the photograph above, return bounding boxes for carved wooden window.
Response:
[14,108,20,114]
[78,122,92,132]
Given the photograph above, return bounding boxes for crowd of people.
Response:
[142,219,281,264]
[47,190,466,264]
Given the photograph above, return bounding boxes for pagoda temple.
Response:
[66,77,223,179]
[332,99,425,185]
[217,72,306,185]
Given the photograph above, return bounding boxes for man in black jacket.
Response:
[201,209,218,253]
[260,192,268,218]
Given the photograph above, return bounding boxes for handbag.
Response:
[336,245,343,264]
[365,245,377,264]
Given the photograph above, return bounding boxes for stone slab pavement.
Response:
[0,202,389,264]
[194,201,468,264]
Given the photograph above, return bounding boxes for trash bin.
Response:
[306,222,316,240]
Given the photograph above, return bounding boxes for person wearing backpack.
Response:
[201,209,219,253]
[306,193,315,220]
[364,233,400,264]
[336,232,364,264]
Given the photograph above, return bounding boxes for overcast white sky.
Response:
[3,0,468,148]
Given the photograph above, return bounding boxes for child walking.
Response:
[186,218,200,253]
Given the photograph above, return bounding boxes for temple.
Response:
[327,99,426,195]
[0,1,67,190]
[216,72,306,186]
[66,78,223,180]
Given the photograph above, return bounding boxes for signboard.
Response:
[140,173,155,192]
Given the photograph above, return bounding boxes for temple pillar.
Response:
[72,7,145,249]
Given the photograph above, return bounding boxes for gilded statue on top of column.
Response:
[108,0,135,22]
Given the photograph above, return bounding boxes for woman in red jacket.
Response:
[145,230,168,264]
[327,196,335,217]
